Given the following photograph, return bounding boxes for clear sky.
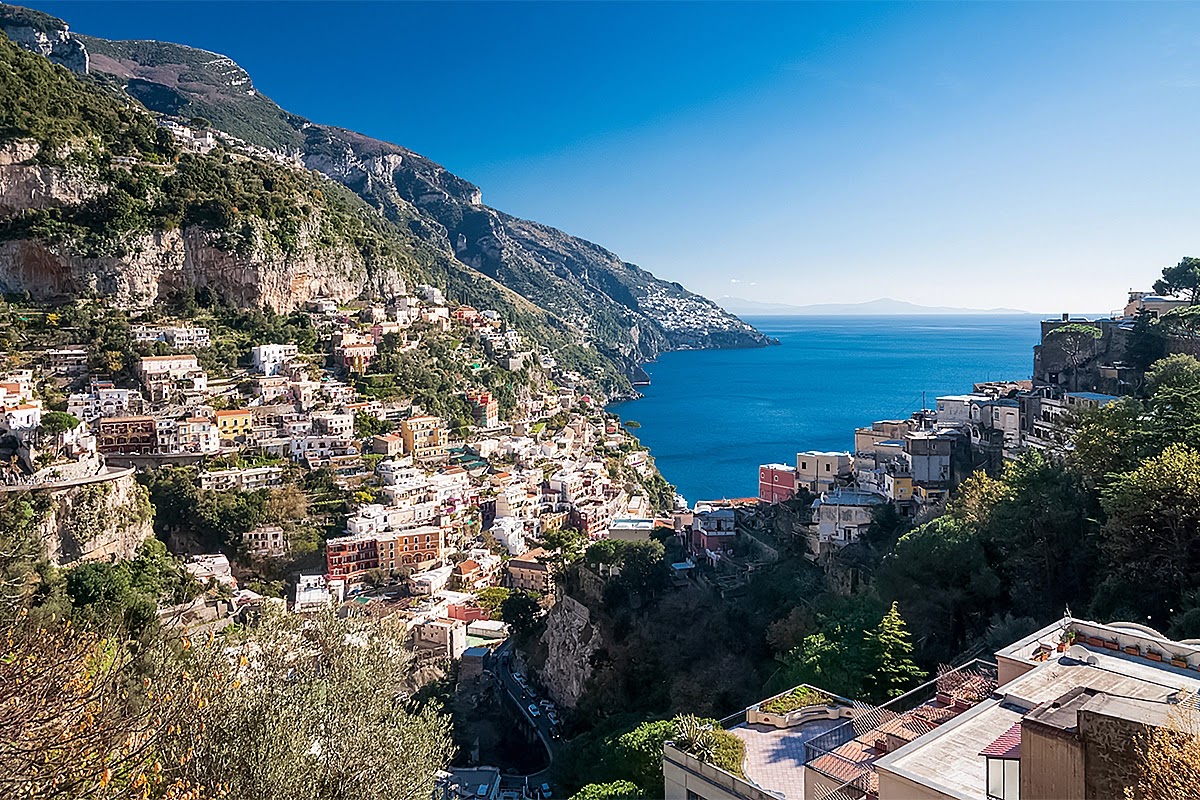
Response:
[27,1,1200,313]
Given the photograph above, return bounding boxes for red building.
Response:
[325,536,379,582]
[447,603,491,623]
[758,463,797,504]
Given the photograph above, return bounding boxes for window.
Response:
[986,758,1019,800]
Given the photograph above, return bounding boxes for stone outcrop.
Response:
[0,148,402,310]
[32,470,154,566]
[0,7,89,74]
[0,141,102,216]
[536,594,602,709]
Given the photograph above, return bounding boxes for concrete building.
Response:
[413,617,468,661]
[97,416,158,455]
[810,488,886,549]
[244,524,287,558]
[609,518,656,542]
[507,547,553,594]
[214,409,253,447]
[664,616,1200,800]
[466,390,500,428]
[46,348,88,376]
[251,343,299,376]
[796,451,853,494]
[689,507,737,564]
[759,463,798,504]
[402,415,448,463]
[371,433,404,457]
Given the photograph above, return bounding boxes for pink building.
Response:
[759,463,797,504]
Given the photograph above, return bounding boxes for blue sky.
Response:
[28,1,1200,312]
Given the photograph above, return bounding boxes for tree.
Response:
[1125,706,1200,799]
[168,607,454,800]
[38,410,79,437]
[1097,444,1200,625]
[500,591,541,641]
[0,615,214,800]
[1153,256,1200,304]
[615,719,678,794]
[476,586,511,618]
[876,516,1003,665]
[861,602,926,702]
[1046,323,1103,390]
[1148,354,1200,395]
[1126,309,1167,373]
[569,782,640,800]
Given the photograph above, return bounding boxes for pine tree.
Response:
[863,602,926,703]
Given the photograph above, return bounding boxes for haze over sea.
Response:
[609,315,1042,504]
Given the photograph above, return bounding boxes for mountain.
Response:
[0,3,771,395]
[717,296,1033,316]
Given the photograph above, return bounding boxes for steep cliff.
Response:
[0,3,86,73]
[30,470,155,566]
[536,594,602,710]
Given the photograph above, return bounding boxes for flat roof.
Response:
[730,717,846,800]
[876,652,1200,800]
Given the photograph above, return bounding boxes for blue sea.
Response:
[608,315,1042,503]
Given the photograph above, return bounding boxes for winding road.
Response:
[493,640,560,796]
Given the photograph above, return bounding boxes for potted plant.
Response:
[936,690,952,706]
[1146,650,1163,663]
[1058,630,1078,653]
[1171,656,1188,669]
[1124,644,1140,656]
[1086,635,1105,648]
[1104,639,1120,651]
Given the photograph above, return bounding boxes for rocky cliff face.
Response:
[0,145,391,311]
[0,4,87,73]
[33,470,154,566]
[0,140,101,216]
[0,222,383,312]
[536,594,601,710]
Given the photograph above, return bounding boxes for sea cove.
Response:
[610,315,1042,502]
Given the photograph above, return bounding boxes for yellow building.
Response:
[214,409,253,447]
[401,415,447,462]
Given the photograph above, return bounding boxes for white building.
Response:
[251,343,299,376]
[812,488,887,548]
[795,450,854,494]
[294,573,334,613]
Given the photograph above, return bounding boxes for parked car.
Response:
[540,783,552,799]
[527,703,540,717]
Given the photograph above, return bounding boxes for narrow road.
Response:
[493,640,559,795]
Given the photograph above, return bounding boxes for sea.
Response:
[608,315,1042,504]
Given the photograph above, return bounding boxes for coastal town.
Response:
[4,266,1197,800]
[4,3,1200,799]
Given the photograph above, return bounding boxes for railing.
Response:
[803,659,998,774]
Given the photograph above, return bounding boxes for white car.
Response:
[527,703,540,717]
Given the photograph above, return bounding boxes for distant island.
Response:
[717,296,1034,316]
